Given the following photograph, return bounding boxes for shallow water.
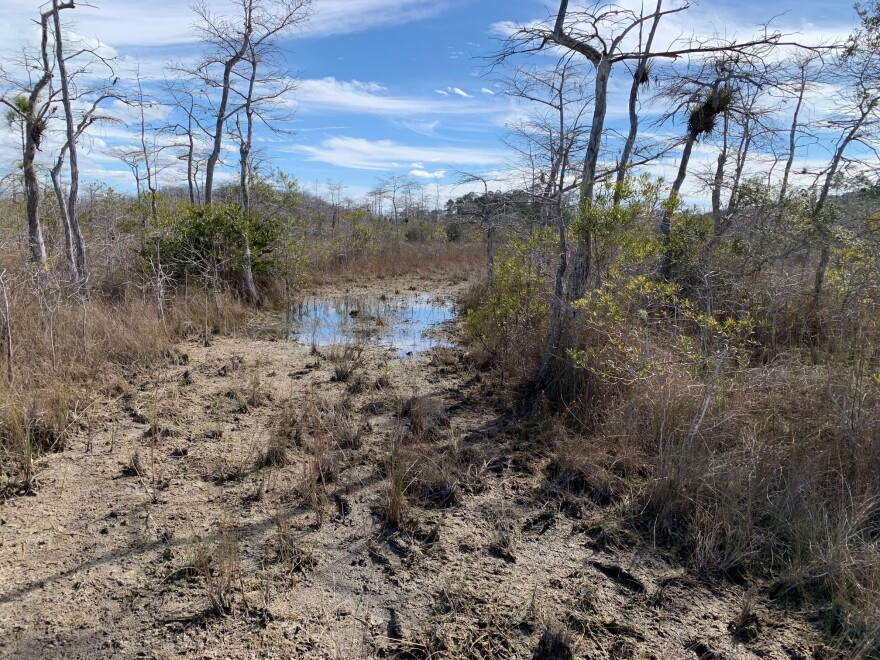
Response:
[287,291,455,357]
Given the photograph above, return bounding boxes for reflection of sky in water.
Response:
[287,293,454,357]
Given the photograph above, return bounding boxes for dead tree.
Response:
[656,49,778,279]
[614,0,663,204]
[497,0,796,301]
[50,94,114,283]
[0,3,75,267]
[233,44,261,305]
[808,51,880,307]
[454,174,518,287]
[50,0,118,288]
[185,0,311,205]
[499,55,590,382]
[161,75,212,205]
[776,52,825,211]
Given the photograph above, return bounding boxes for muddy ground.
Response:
[1,274,828,659]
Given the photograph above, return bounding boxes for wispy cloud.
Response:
[1,0,452,54]
[308,0,452,38]
[294,78,486,116]
[290,136,506,171]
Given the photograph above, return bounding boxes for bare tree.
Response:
[808,50,880,306]
[502,56,590,229]
[50,0,118,288]
[0,3,75,267]
[775,52,825,211]
[500,55,590,382]
[497,0,797,301]
[656,48,779,279]
[377,174,418,239]
[326,181,344,231]
[614,0,663,203]
[187,0,311,205]
[162,75,211,205]
[50,93,114,284]
[232,44,261,304]
[455,173,520,286]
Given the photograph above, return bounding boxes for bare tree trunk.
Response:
[50,163,78,281]
[614,0,662,204]
[538,203,568,385]
[567,56,611,302]
[17,4,72,268]
[204,0,253,210]
[660,130,697,280]
[238,50,259,306]
[724,120,751,216]
[132,72,159,224]
[778,63,809,209]
[204,60,236,206]
[810,116,866,307]
[52,0,87,288]
[539,79,573,383]
[710,113,729,234]
[186,118,196,205]
[23,136,48,265]
[0,271,13,385]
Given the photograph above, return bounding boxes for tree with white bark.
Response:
[1,0,116,287]
[183,0,311,206]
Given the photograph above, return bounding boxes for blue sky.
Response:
[0,0,866,205]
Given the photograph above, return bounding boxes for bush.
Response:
[144,202,280,290]
[465,231,551,382]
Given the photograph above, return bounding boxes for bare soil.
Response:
[0,274,827,659]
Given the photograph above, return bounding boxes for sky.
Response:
[0,0,867,207]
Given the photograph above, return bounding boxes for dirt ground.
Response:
[0,274,828,659]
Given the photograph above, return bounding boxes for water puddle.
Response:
[287,291,456,357]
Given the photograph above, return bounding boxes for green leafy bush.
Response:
[143,202,280,289]
[465,231,551,380]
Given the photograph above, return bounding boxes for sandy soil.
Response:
[0,274,827,659]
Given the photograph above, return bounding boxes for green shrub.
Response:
[465,231,551,380]
[143,202,280,289]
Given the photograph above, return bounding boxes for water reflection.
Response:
[287,292,455,357]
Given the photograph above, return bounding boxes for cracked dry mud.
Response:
[0,275,826,659]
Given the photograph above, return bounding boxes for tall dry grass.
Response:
[0,268,250,493]
[310,241,485,284]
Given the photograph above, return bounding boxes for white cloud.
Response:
[290,136,507,171]
[0,0,452,54]
[294,78,486,116]
[481,88,495,95]
[449,87,472,98]
[434,89,449,96]
[410,168,446,179]
[307,0,452,38]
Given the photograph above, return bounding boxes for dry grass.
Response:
[311,242,484,285]
[383,430,408,528]
[463,258,880,652]
[194,522,241,616]
[540,357,880,652]
[399,393,450,442]
[0,272,250,494]
[327,342,366,383]
[298,393,368,451]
